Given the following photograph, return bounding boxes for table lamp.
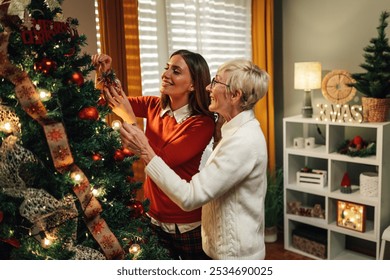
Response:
[294,62,322,118]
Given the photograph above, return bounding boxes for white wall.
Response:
[62,0,97,57]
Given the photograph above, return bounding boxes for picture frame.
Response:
[337,200,366,232]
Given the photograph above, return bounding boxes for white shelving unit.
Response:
[283,115,390,260]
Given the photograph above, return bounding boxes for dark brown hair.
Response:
[161,50,213,118]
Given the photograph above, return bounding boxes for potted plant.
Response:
[264,168,284,243]
[349,11,390,122]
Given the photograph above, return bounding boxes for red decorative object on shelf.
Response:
[340,172,352,194]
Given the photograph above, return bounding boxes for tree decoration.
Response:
[0,0,169,260]
[38,88,52,101]
[129,243,141,259]
[121,147,134,157]
[352,135,363,149]
[337,136,376,157]
[78,106,99,121]
[95,69,118,90]
[113,149,125,161]
[91,153,102,161]
[0,135,37,189]
[5,0,31,19]
[69,244,106,260]
[0,104,20,136]
[111,120,122,131]
[127,200,145,219]
[2,187,78,243]
[68,71,84,86]
[340,172,352,194]
[34,58,57,74]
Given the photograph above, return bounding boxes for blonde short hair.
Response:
[217,59,270,110]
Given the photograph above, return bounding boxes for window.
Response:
[138,0,252,96]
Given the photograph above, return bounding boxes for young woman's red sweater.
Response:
[129,96,215,223]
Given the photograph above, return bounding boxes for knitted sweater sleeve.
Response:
[145,127,264,211]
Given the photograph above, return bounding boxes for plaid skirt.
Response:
[150,223,211,260]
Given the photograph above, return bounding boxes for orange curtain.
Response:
[97,0,145,184]
[252,0,275,172]
[97,0,128,98]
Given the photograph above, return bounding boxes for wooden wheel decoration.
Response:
[321,70,356,104]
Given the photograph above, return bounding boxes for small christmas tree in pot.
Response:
[349,11,390,122]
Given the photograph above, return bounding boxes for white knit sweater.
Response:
[146,110,267,259]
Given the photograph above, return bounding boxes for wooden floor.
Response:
[264,231,312,260]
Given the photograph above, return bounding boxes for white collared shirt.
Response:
[160,104,192,124]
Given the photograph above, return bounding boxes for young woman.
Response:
[119,59,270,259]
[92,50,215,259]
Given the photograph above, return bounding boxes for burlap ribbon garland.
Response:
[0,29,124,259]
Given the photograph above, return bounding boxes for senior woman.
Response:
[120,59,270,260]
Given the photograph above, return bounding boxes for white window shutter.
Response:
[138,0,252,96]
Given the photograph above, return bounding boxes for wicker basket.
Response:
[360,172,378,197]
[361,97,390,122]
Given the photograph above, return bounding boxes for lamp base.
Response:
[301,106,313,118]
[301,90,313,118]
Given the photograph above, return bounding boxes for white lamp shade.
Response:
[294,62,322,90]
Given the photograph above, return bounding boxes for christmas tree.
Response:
[350,11,390,99]
[0,0,169,260]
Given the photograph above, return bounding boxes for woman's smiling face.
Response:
[160,54,194,100]
[207,72,232,115]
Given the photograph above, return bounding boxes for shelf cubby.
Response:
[283,115,390,259]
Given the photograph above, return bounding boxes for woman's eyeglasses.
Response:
[210,77,230,89]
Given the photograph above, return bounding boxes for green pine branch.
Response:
[350,11,390,98]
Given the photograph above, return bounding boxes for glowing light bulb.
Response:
[129,243,141,254]
[38,88,52,101]
[71,171,84,183]
[41,237,52,248]
[91,186,101,197]
[111,120,122,131]
[2,122,12,133]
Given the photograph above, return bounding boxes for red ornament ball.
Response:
[92,153,102,161]
[69,71,84,86]
[78,106,99,121]
[127,200,144,218]
[113,149,125,161]
[122,147,134,157]
[34,58,57,74]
